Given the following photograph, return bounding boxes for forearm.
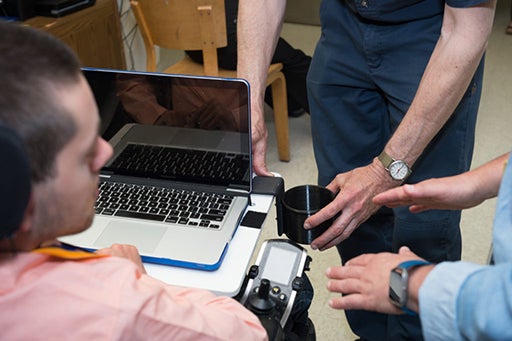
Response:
[237,0,286,108]
[237,0,287,175]
[405,264,435,312]
[464,152,509,202]
[382,2,496,167]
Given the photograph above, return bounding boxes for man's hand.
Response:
[326,246,431,314]
[96,244,147,275]
[304,159,396,250]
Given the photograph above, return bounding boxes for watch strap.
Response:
[378,150,394,169]
[396,259,431,270]
[402,305,418,316]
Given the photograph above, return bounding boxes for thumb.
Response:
[398,246,413,255]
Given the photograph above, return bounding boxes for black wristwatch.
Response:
[378,151,411,181]
[389,260,431,315]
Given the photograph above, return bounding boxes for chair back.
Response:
[130,0,228,75]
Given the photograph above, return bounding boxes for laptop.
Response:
[59,68,252,271]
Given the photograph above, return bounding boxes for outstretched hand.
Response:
[373,173,484,213]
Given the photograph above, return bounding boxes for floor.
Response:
[159,3,512,339]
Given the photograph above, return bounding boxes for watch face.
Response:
[389,160,409,181]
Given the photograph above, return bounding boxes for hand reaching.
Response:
[304,159,396,250]
[373,173,485,213]
[96,244,147,275]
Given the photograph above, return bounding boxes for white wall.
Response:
[117,0,148,71]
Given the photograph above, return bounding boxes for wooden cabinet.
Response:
[24,0,126,69]
[285,0,321,26]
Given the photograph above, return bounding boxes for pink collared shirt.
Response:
[0,252,267,340]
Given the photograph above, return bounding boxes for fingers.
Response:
[252,148,272,176]
[325,178,341,194]
[250,111,273,176]
[95,248,111,256]
[326,263,364,280]
[373,182,455,212]
[397,246,423,260]
[303,189,348,248]
[328,293,367,310]
[327,278,362,300]
[307,202,362,250]
[303,199,338,229]
[398,246,411,254]
[325,256,404,314]
[328,293,402,314]
[96,243,137,256]
[310,218,358,251]
[306,166,384,250]
[251,135,272,177]
[96,244,147,274]
[372,185,415,207]
[325,261,375,296]
[325,266,375,311]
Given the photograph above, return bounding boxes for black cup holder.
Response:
[281,185,334,244]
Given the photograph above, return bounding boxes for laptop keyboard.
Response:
[104,144,249,185]
[95,182,234,229]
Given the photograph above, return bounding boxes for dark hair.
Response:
[0,22,81,183]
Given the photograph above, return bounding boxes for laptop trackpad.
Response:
[94,221,166,254]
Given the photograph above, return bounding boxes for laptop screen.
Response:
[83,68,251,191]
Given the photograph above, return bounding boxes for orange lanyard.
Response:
[32,246,108,260]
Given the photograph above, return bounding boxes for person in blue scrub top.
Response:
[236,0,497,339]
[326,152,512,341]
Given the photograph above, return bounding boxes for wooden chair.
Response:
[130,0,290,162]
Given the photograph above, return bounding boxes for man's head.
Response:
[0,22,113,250]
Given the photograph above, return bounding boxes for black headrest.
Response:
[0,125,31,239]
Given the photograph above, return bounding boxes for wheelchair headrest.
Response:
[0,125,31,239]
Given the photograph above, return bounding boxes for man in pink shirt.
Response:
[0,22,267,340]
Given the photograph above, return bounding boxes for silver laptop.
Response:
[59,68,252,271]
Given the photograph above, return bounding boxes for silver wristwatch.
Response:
[378,151,411,181]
